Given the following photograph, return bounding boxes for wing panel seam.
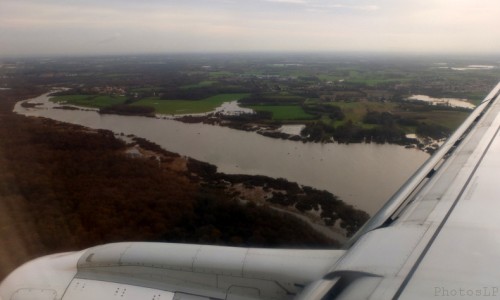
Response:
[392,125,500,299]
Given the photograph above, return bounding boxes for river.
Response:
[15,93,430,215]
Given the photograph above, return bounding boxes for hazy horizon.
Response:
[2,0,500,57]
[2,51,500,62]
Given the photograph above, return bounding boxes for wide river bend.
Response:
[15,93,429,215]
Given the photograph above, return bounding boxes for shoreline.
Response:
[14,90,371,243]
[17,91,430,215]
[3,87,358,280]
[51,99,441,154]
[129,136,368,239]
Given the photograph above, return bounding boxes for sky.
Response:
[1,0,500,57]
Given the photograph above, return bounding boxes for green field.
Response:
[247,105,316,120]
[180,80,216,89]
[52,94,127,108]
[317,74,343,82]
[132,93,249,114]
[208,71,234,78]
[330,101,468,130]
[130,86,162,93]
[399,111,470,130]
[304,100,398,124]
[346,78,411,86]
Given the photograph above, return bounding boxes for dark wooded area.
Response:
[0,89,341,280]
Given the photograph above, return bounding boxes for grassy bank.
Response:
[52,93,250,115]
[246,105,316,120]
[132,93,249,114]
[52,94,127,108]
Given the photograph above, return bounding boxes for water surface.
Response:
[407,95,475,109]
[15,93,429,214]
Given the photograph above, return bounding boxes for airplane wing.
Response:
[2,82,500,299]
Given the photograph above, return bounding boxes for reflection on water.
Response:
[278,124,305,136]
[436,64,496,71]
[407,95,475,109]
[15,93,430,214]
[214,101,254,115]
[157,100,253,118]
[451,65,495,71]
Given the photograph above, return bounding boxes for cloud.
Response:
[1,0,500,56]
[264,0,308,4]
[326,4,380,11]
[261,0,380,11]
[96,33,122,45]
